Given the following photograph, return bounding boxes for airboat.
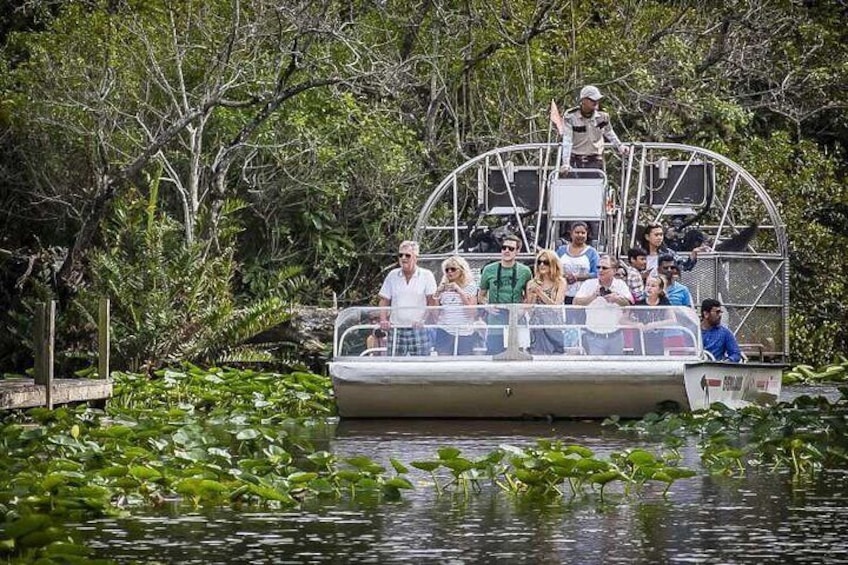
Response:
[329,142,787,418]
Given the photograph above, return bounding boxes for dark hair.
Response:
[701,298,722,315]
[642,223,664,242]
[627,246,648,260]
[569,221,589,233]
[657,253,676,266]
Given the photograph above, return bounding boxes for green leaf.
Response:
[390,458,409,474]
[336,470,362,482]
[5,514,52,539]
[563,445,594,458]
[626,450,657,467]
[101,425,134,439]
[590,470,623,486]
[307,451,334,467]
[442,458,474,474]
[236,428,260,440]
[248,484,294,504]
[437,447,461,460]
[129,466,162,481]
[345,456,375,469]
[287,471,318,484]
[384,477,414,490]
[18,527,63,549]
[411,460,441,472]
[308,478,336,494]
[41,473,69,492]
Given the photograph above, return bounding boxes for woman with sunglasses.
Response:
[433,256,478,355]
[525,249,566,354]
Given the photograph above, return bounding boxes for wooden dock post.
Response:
[98,298,110,379]
[33,301,56,409]
[2,299,113,411]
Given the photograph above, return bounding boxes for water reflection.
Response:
[76,387,848,564]
[78,469,848,563]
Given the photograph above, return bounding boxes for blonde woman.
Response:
[525,249,566,354]
[433,256,478,355]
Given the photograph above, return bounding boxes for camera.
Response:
[373,328,387,339]
[598,286,611,297]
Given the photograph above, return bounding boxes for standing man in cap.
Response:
[557,85,629,174]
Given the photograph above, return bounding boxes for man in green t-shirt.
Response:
[478,235,533,354]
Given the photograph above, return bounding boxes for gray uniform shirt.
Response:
[560,108,624,167]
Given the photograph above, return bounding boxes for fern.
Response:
[79,190,304,371]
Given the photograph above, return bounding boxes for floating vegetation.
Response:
[783,357,848,384]
[4,363,848,563]
[412,441,696,503]
[608,388,848,478]
[0,366,410,563]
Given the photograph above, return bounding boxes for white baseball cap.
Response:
[579,85,603,101]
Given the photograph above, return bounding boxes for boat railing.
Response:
[333,305,702,360]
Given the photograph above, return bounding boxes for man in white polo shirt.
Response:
[378,240,438,356]
[573,254,633,355]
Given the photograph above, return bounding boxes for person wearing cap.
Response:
[700,299,742,362]
[558,85,629,174]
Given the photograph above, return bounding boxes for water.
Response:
[77,387,848,564]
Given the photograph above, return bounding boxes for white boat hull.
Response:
[330,359,782,418]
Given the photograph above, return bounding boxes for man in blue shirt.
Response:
[659,254,693,307]
[700,299,742,362]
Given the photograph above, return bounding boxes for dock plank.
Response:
[0,378,112,410]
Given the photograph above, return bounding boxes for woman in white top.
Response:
[433,256,478,355]
[556,221,600,304]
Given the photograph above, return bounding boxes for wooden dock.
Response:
[1,298,113,411]
[0,378,112,410]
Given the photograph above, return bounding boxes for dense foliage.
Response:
[0,0,846,369]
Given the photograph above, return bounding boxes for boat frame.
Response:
[330,141,788,418]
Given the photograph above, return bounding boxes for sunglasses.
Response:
[536,259,550,266]
[444,267,458,273]
[598,266,612,270]
[397,252,413,259]
[501,245,517,252]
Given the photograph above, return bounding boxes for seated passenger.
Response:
[623,246,647,301]
[658,255,693,307]
[525,249,566,354]
[642,222,701,276]
[631,275,674,355]
[433,256,478,355]
[700,299,742,362]
[573,255,634,355]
